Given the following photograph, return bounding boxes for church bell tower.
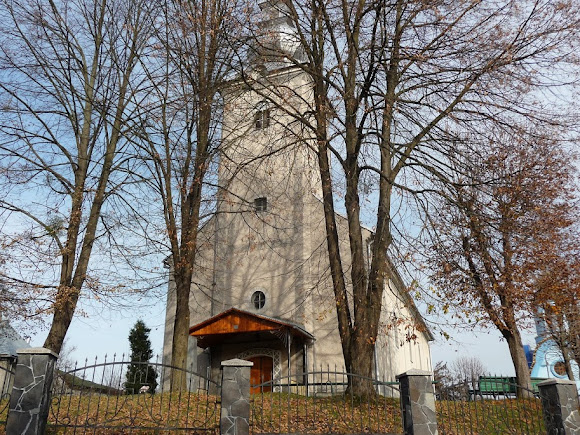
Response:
[209,0,318,322]
[163,0,435,391]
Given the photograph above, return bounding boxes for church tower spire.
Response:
[251,0,304,68]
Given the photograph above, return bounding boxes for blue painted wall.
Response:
[530,314,580,391]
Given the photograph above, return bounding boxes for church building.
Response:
[530,311,580,391]
[163,0,433,394]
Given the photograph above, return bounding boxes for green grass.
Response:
[0,397,7,425]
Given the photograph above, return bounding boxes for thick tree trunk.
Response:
[168,150,204,391]
[44,286,80,354]
[170,272,192,392]
[562,345,575,381]
[348,332,376,397]
[310,12,353,372]
[504,330,533,398]
[43,109,123,354]
[162,7,214,390]
[44,189,86,354]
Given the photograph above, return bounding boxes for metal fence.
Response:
[250,369,402,434]
[48,354,221,433]
[3,350,579,434]
[436,379,545,434]
[0,361,14,430]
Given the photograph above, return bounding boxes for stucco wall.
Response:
[161,65,433,391]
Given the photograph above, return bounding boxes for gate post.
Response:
[397,369,438,435]
[6,347,58,435]
[220,358,253,435]
[538,378,580,434]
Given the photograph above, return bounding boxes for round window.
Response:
[251,291,266,310]
[552,361,567,377]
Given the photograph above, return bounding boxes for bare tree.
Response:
[451,356,486,393]
[434,356,486,400]
[242,0,580,396]
[131,0,245,390]
[0,0,155,353]
[55,337,78,373]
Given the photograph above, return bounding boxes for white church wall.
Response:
[212,69,315,325]
[375,281,433,381]
[161,62,434,391]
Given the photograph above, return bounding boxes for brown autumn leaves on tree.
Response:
[428,133,579,394]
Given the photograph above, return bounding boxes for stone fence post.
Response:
[538,378,580,434]
[6,347,58,435]
[397,369,438,435]
[220,358,253,435]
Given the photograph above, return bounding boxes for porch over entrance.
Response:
[189,308,314,391]
[189,308,314,392]
[189,308,314,348]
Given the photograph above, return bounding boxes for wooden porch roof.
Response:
[189,308,314,348]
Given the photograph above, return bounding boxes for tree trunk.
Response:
[43,286,80,354]
[562,345,575,381]
[310,11,353,373]
[348,332,375,397]
[504,331,533,398]
[170,272,192,392]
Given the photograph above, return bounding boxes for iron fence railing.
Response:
[0,361,14,429]
[3,352,573,435]
[250,369,402,434]
[436,379,545,434]
[47,354,220,433]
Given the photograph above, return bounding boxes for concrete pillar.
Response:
[538,378,580,434]
[397,369,438,435]
[6,348,58,435]
[220,358,253,435]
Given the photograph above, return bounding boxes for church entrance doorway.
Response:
[248,356,273,394]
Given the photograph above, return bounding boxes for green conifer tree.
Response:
[125,320,158,394]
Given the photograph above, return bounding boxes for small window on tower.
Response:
[251,291,266,310]
[254,102,271,129]
[254,197,267,212]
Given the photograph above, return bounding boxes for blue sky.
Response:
[27,300,167,364]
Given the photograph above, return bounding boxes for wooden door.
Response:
[248,356,273,394]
